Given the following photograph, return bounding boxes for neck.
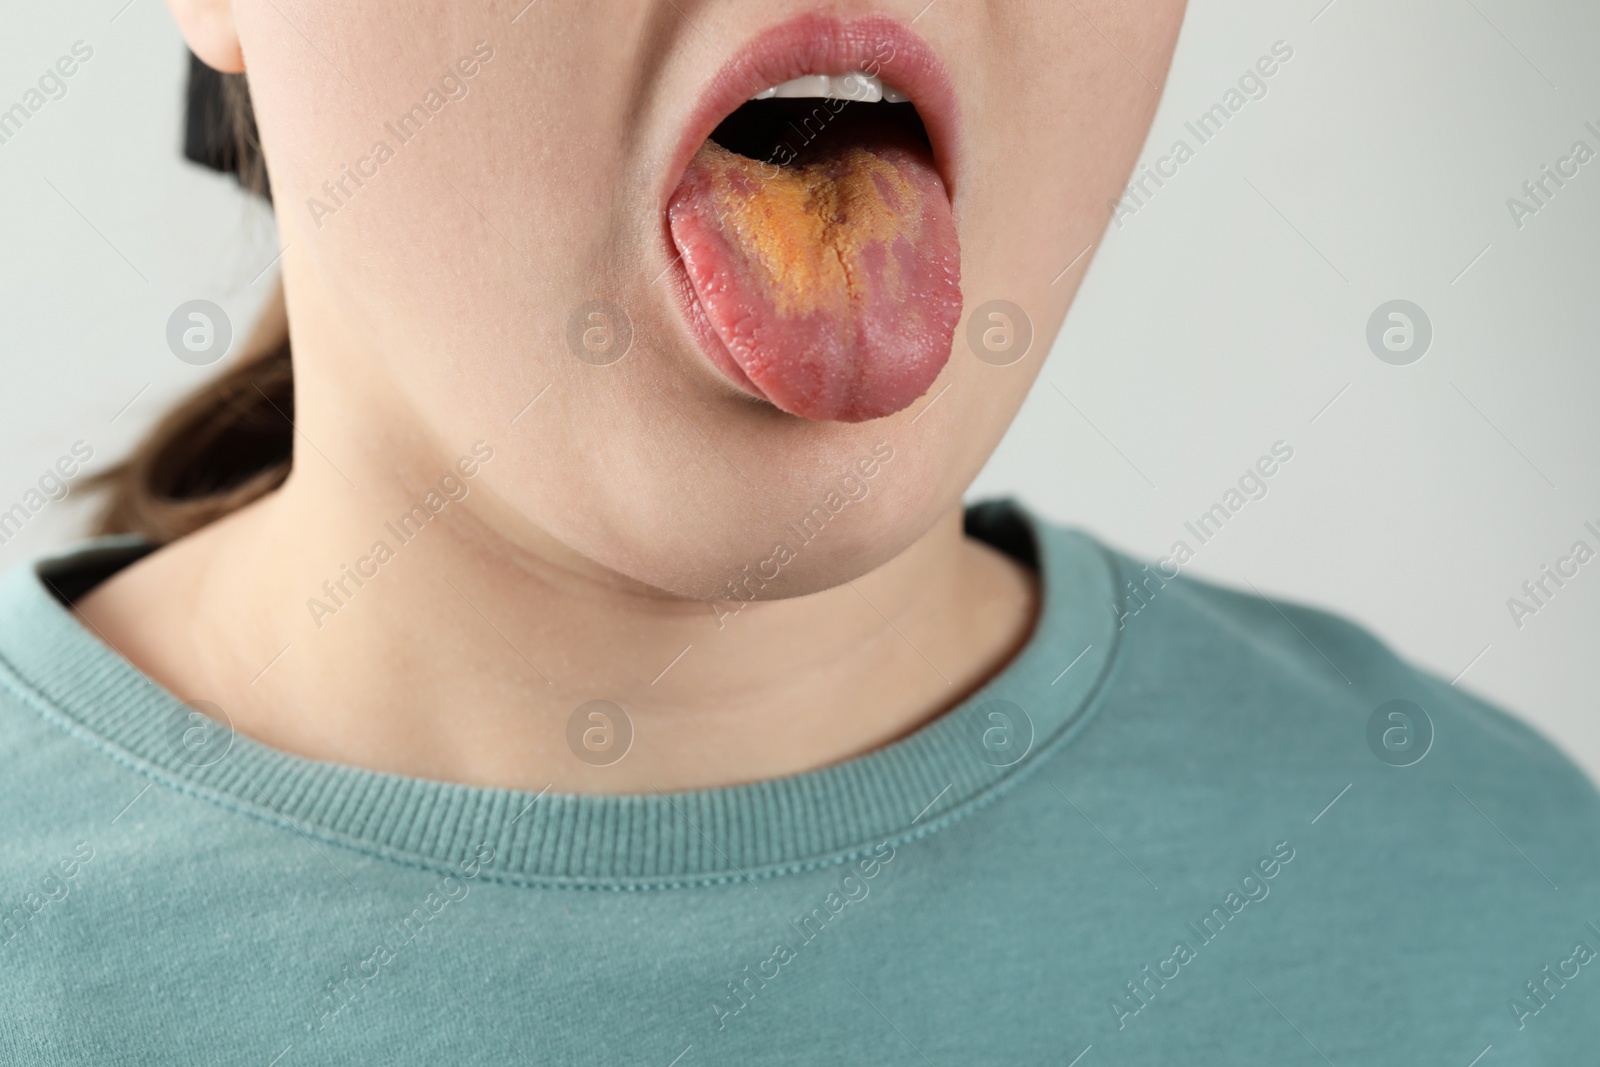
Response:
[74,442,1038,794]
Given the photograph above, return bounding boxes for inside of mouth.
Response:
[707,98,932,166]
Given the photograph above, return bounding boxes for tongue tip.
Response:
[748,319,958,422]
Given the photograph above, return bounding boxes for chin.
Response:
[550,452,951,604]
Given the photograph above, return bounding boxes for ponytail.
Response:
[88,54,294,544]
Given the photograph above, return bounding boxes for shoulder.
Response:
[0,544,170,885]
[1074,535,1599,839]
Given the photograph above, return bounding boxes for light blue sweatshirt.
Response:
[0,501,1595,1064]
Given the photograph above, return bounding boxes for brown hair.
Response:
[88,56,295,544]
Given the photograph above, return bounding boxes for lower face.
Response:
[237,0,1185,599]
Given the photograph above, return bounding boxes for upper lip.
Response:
[662,12,963,208]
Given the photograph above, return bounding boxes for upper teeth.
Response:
[752,73,910,104]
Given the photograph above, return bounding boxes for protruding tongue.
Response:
[668,130,961,422]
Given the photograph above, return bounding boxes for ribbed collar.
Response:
[0,501,1120,889]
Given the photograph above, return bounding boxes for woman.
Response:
[1,0,1595,1062]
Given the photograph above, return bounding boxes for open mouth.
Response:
[665,15,963,423]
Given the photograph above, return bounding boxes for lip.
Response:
[661,12,963,411]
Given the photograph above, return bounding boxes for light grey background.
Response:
[2,1,1596,774]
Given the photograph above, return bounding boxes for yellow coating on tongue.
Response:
[693,141,920,318]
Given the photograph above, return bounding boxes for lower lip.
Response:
[661,13,962,413]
